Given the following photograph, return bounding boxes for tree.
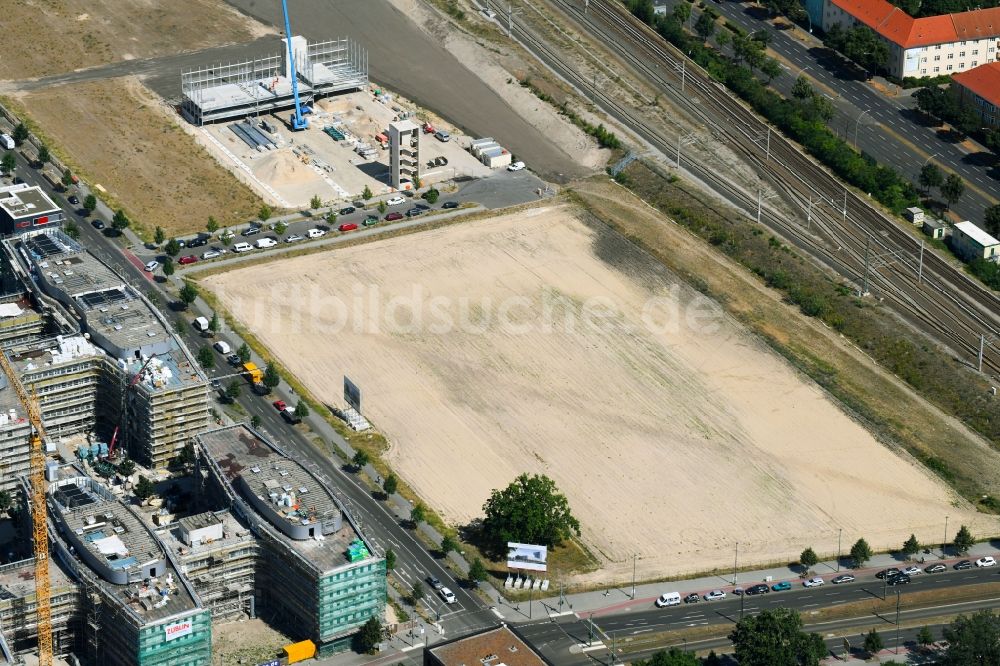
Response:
[901,534,920,558]
[377,200,387,214]
[469,557,488,586]
[919,163,944,193]
[413,175,422,189]
[294,401,309,418]
[63,221,80,240]
[206,216,219,234]
[362,184,373,201]
[941,173,965,208]
[695,11,716,41]
[953,524,974,554]
[352,450,370,470]
[760,57,783,83]
[984,205,1000,238]
[237,342,252,363]
[262,363,280,389]
[134,475,155,501]
[863,628,884,656]
[440,534,458,554]
[799,547,818,568]
[273,221,287,235]
[117,459,136,477]
[423,188,440,204]
[37,145,50,165]
[728,608,826,666]
[61,169,73,187]
[410,502,426,525]
[226,380,242,401]
[792,76,814,101]
[0,490,12,516]
[310,194,322,210]
[161,257,175,277]
[481,473,580,554]
[383,474,398,496]
[916,625,934,650]
[258,204,272,222]
[672,2,691,24]
[325,211,337,226]
[941,610,1000,664]
[850,537,872,567]
[385,548,396,570]
[12,123,28,146]
[179,283,198,307]
[353,615,383,654]
[250,414,262,429]
[83,194,97,214]
[178,442,196,469]
[197,346,215,369]
[164,238,181,256]
[1,152,15,175]
[411,581,424,603]
[209,312,220,334]
[112,209,130,231]
[154,226,166,245]
[635,648,699,666]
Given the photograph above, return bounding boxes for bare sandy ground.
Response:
[205,206,984,582]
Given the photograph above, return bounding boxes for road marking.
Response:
[400,644,423,653]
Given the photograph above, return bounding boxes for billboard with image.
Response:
[507,542,547,571]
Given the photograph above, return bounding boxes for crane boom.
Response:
[0,350,53,666]
[281,0,308,130]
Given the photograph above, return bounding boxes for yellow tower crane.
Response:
[0,349,53,666]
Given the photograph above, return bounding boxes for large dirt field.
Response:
[18,77,261,237]
[204,205,984,581]
[0,0,268,81]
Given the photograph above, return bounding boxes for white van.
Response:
[655,592,681,607]
[306,228,326,239]
[192,316,210,332]
[0,134,14,150]
[255,237,277,249]
[213,341,231,354]
[232,242,253,252]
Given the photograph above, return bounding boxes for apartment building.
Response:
[952,61,1000,128]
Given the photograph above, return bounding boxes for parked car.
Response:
[273,400,287,411]
[213,341,230,354]
[771,581,792,591]
[285,234,304,243]
[202,249,222,259]
[386,195,406,206]
[886,574,911,586]
[255,237,278,249]
[232,242,253,253]
[925,564,947,573]
[306,228,326,239]
[187,237,208,248]
[362,216,379,226]
[434,130,451,142]
[226,354,241,366]
[507,161,526,172]
[731,588,744,596]
[745,584,770,595]
[428,575,443,590]
[338,223,358,232]
[902,566,922,576]
[242,225,261,236]
[144,260,159,272]
[803,577,824,588]
[67,195,79,205]
[703,590,726,601]
[954,560,974,570]
[385,212,404,221]
[281,408,301,425]
[439,587,457,604]
[682,593,700,603]
[339,206,356,216]
[655,592,682,607]
[442,201,459,209]
[91,219,105,230]
[977,556,997,568]
[406,207,423,218]
[875,568,901,580]
[831,574,856,584]
[178,255,199,265]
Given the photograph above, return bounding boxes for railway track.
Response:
[506,0,1000,375]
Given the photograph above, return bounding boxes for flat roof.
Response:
[429,626,548,666]
[189,76,310,112]
[0,558,75,600]
[158,510,256,560]
[0,186,59,221]
[197,426,369,573]
[955,221,1000,248]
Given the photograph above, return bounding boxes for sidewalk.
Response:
[529,545,1000,619]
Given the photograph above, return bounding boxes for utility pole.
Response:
[861,236,872,297]
[837,528,842,572]
[806,195,815,231]
[584,0,590,11]
[589,613,595,646]
[631,554,636,599]
[842,189,848,225]
[917,240,925,284]
[675,132,695,169]
[943,515,949,559]
[506,3,522,38]
[978,334,986,373]
[895,590,901,654]
[674,60,687,91]
[529,584,533,619]
[733,542,739,586]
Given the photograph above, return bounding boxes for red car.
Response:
[272,400,287,411]
[385,212,404,221]
[338,223,358,232]
[178,255,199,265]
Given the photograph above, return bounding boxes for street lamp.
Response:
[853,109,871,150]
[923,152,940,166]
[733,542,739,586]
[837,528,842,572]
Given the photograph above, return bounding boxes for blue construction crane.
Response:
[282,0,308,131]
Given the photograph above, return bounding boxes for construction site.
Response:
[0,226,385,665]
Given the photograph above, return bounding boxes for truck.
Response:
[192,316,211,335]
[242,361,263,384]
[42,168,65,192]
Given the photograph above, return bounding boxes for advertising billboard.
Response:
[507,542,548,572]
[163,619,193,642]
[344,376,362,412]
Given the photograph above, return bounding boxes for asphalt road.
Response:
[679,0,997,223]
[6,151,498,639]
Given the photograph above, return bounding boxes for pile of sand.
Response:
[252,150,318,188]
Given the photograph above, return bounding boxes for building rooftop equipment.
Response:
[954,220,1000,248]
[197,425,371,573]
[427,626,550,666]
[48,476,199,623]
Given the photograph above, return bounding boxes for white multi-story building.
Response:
[807,0,1000,78]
